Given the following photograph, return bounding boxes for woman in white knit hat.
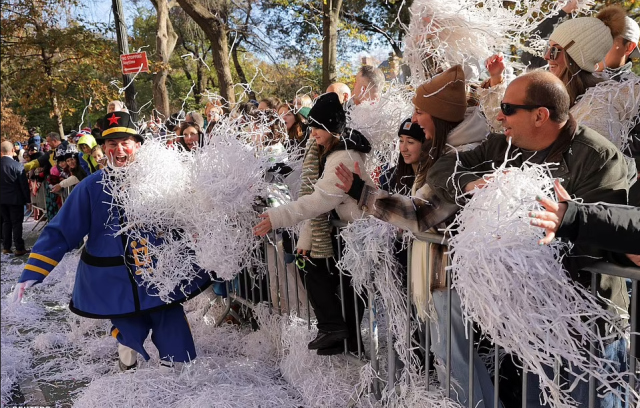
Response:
[544,5,640,154]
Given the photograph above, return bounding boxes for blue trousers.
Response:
[430,289,503,408]
[110,305,196,363]
[526,337,628,408]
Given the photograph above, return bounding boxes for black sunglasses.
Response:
[500,103,554,116]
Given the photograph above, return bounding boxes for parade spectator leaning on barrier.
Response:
[426,70,631,407]
[51,149,87,194]
[335,65,495,408]
[13,111,213,372]
[530,180,640,363]
[253,92,374,356]
[77,132,100,174]
[91,145,106,170]
[1,141,31,256]
[177,121,204,152]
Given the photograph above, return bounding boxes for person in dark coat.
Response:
[530,179,640,361]
[1,141,31,256]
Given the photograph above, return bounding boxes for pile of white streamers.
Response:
[571,74,640,155]
[446,163,634,408]
[104,116,280,301]
[346,84,414,175]
[404,0,594,84]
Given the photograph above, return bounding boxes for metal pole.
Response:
[272,232,282,315]
[369,289,380,398]
[468,319,475,408]
[406,241,413,352]
[425,244,431,380]
[494,345,499,408]
[294,259,301,317]
[335,237,349,354]
[630,280,638,402]
[387,328,397,394]
[445,247,452,398]
[522,369,528,407]
[589,272,597,408]
[112,0,138,120]
[264,239,273,314]
[354,289,362,357]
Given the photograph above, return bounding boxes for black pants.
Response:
[0,204,25,251]
[299,255,366,344]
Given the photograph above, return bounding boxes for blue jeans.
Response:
[526,337,628,408]
[430,289,502,408]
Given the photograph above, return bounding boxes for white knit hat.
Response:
[549,17,613,72]
[622,16,640,59]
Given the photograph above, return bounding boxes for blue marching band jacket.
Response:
[19,169,213,319]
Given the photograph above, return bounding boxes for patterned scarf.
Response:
[298,139,334,258]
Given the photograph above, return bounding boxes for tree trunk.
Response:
[231,46,256,101]
[41,48,64,137]
[175,0,236,107]
[195,56,207,104]
[51,93,64,137]
[322,0,342,90]
[150,0,178,120]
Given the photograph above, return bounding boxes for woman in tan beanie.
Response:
[334,65,499,408]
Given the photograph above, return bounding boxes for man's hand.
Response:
[12,280,37,303]
[253,213,273,237]
[528,180,571,245]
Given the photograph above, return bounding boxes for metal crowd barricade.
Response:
[30,182,48,231]
[402,233,639,408]
[214,224,639,406]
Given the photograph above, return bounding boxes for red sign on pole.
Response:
[120,52,149,75]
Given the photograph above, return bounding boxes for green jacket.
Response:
[77,134,99,173]
[427,117,632,334]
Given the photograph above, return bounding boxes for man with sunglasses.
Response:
[427,70,632,407]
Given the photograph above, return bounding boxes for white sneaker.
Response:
[117,344,138,372]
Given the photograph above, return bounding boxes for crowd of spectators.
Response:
[3,3,639,406]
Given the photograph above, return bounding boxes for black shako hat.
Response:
[100,111,144,144]
[307,92,346,135]
[397,117,426,143]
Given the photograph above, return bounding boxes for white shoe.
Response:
[117,344,138,372]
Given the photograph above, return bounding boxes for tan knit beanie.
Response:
[549,6,627,73]
[412,65,467,123]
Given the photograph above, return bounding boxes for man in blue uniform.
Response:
[13,111,212,371]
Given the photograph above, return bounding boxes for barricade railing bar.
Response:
[213,222,639,407]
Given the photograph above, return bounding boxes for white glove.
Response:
[12,280,37,303]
